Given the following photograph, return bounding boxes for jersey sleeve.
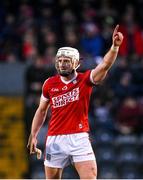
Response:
[84,70,96,86]
[41,79,50,101]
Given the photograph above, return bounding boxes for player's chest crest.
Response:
[50,85,69,94]
[62,86,68,90]
[50,80,78,94]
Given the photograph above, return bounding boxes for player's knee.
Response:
[80,166,97,179]
[90,166,97,178]
[88,163,97,177]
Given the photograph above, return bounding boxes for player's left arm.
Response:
[91,25,124,84]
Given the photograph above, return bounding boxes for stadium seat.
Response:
[98,162,118,179]
[117,146,139,165]
[115,134,139,148]
[119,165,141,179]
[120,170,140,179]
[93,128,115,145]
[95,144,116,163]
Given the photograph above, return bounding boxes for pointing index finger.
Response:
[113,24,119,36]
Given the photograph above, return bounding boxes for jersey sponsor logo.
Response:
[52,87,79,108]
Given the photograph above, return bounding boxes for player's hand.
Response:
[27,134,42,159]
[112,24,124,47]
[27,134,37,154]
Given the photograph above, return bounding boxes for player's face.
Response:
[56,56,75,77]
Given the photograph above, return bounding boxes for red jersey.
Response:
[42,70,94,135]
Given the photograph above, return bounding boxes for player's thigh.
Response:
[45,166,63,179]
[74,160,97,179]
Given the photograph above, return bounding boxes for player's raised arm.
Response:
[27,97,50,154]
[91,24,124,84]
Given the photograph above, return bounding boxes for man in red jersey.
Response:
[27,25,123,179]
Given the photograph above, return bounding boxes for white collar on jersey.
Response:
[60,72,78,84]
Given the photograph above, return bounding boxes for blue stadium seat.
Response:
[93,128,115,145]
[119,165,141,179]
[117,147,139,166]
[98,163,118,179]
[115,134,139,148]
[95,145,116,163]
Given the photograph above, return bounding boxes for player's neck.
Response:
[61,71,77,82]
